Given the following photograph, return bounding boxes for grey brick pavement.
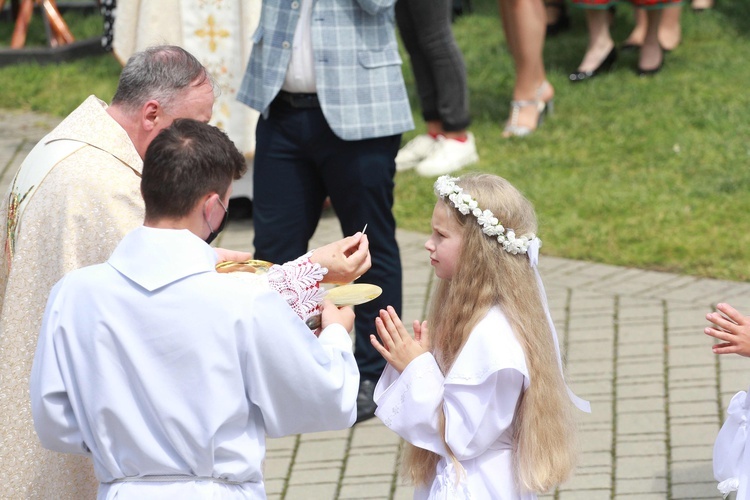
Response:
[4,110,750,499]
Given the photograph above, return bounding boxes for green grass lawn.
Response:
[1,0,748,280]
[399,0,750,281]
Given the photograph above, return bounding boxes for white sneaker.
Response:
[415,132,479,177]
[395,134,437,171]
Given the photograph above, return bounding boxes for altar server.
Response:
[30,119,359,499]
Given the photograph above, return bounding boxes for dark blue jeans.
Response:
[396,0,471,131]
[253,98,402,381]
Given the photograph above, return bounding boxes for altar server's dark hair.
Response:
[141,119,246,220]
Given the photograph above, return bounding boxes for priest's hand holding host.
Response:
[214,232,371,286]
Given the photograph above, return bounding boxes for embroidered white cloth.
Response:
[30,226,359,500]
[714,385,750,499]
[374,306,535,499]
[266,253,327,321]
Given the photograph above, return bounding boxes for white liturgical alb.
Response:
[30,226,359,499]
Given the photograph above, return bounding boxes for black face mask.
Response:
[205,198,228,245]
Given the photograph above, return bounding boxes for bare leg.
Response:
[425,120,444,137]
[426,119,468,140]
[639,10,663,71]
[498,0,516,59]
[577,10,615,73]
[658,6,682,51]
[691,0,713,10]
[624,6,680,50]
[623,8,647,47]
[498,0,552,135]
[545,0,565,25]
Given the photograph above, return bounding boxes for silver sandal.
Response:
[502,82,554,138]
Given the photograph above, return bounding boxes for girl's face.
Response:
[425,202,462,280]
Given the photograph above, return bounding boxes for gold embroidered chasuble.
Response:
[0,96,144,498]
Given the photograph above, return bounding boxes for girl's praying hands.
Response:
[371,306,428,374]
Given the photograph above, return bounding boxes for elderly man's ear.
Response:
[141,100,163,133]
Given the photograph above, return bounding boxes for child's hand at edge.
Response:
[705,303,750,357]
[370,306,427,373]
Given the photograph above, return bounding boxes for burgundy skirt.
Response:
[570,0,682,7]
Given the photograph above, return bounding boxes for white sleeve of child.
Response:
[374,353,525,460]
[714,387,750,499]
[374,353,449,456]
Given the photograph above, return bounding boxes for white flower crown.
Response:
[434,175,541,256]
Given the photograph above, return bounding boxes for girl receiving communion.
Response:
[371,173,590,499]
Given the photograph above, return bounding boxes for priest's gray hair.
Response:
[112,45,216,114]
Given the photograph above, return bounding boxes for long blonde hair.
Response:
[403,173,577,493]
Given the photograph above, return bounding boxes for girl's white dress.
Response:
[374,306,535,499]
[714,384,750,499]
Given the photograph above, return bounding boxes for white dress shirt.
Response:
[281,0,316,93]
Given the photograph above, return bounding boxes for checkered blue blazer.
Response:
[237,0,414,141]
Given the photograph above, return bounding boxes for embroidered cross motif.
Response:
[194,15,230,52]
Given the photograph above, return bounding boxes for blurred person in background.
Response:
[394,0,479,176]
